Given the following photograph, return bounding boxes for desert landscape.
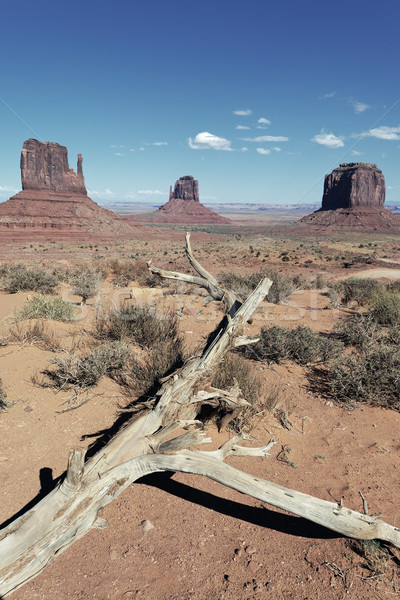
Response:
[1,151,400,598]
[2,3,400,598]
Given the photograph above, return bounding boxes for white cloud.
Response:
[129,148,135,152]
[114,152,126,156]
[257,117,271,129]
[110,144,125,149]
[351,149,363,156]
[353,101,370,114]
[257,148,271,155]
[145,141,168,146]
[242,135,289,142]
[0,185,18,193]
[139,147,145,151]
[272,147,281,152]
[137,190,164,196]
[233,109,252,116]
[362,126,400,140]
[241,147,248,152]
[320,92,336,99]
[188,131,233,151]
[311,131,344,148]
[90,188,115,197]
[236,125,250,130]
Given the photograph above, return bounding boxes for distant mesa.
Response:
[125,175,230,225]
[0,139,138,240]
[299,163,400,231]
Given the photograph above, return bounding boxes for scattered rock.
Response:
[138,519,154,534]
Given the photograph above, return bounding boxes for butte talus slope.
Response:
[0,139,139,240]
[125,175,231,225]
[299,163,400,232]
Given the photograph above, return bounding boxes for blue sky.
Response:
[0,0,399,206]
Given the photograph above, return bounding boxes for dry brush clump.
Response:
[105,258,162,288]
[43,341,132,392]
[0,264,60,294]
[211,353,278,432]
[9,320,62,351]
[0,376,7,410]
[244,325,343,366]
[68,268,103,304]
[96,304,185,398]
[218,269,305,304]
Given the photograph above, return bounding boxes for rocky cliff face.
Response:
[0,139,138,240]
[322,163,385,210]
[297,162,400,232]
[170,175,199,203]
[21,139,87,194]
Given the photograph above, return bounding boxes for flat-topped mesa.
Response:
[322,162,385,211]
[21,138,86,194]
[172,175,199,203]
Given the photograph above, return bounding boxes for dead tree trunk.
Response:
[0,233,399,597]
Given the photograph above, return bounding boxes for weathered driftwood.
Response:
[0,234,399,598]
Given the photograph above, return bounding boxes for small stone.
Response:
[139,519,154,534]
[109,549,118,561]
[245,545,256,555]
[24,406,33,412]
[265,582,274,591]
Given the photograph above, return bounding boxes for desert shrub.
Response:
[387,280,400,293]
[311,274,326,289]
[371,290,400,326]
[334,314,381,348]
[248,325,342,365]
[126,338,184,397]
[292,273,310,290]
[211,354,276,432]
[1,265,59,294]
[325,345,400,409]
[17,295,75,322]
[69,268,102,303]
[45,341,131,390]
[9,320,62,351]
[96,305,180,349]
[106,259,161,288]
[218,270,297,304]
[329,278,385,307]
[97,304,185,397]
[0,376,7,410]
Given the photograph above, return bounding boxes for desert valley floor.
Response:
[1,218,400,600]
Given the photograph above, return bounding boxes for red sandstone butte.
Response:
[0,139,139,240]
[126,176,231,225]
[299,163,400,232]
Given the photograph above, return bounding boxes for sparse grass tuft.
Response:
[349,539,392,581]
[9,320,62,351]
[328,277,385,307]
[247,325,342,366]
[17,295,75,322]
[1,265,59,294]
[106,259,161,288]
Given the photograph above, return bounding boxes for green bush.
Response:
[45,341,131,390]
[17,295,75,322]
[248,325,342,365]
[371,290,400,326]
[1,265,59,294]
